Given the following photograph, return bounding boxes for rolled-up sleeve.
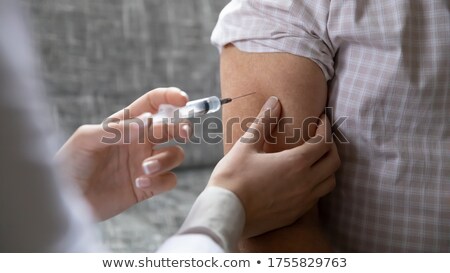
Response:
[211,0,335,81]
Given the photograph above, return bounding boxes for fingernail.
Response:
[179,91,189,100]
[263,96,279,110]
[135,177,152,189]
[181,124,190,138]
[137,112,152,126]
[143,160,160,175]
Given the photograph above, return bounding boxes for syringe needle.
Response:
[220,92,256,105]
[231,92,257,101]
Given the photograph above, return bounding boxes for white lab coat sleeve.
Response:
[0,0,102,252]
[157,187,246,253]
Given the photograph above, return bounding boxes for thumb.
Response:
[308,113,332,145]
[75,112,153,150]
[238,96,281,151]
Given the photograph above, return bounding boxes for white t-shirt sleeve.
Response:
[211,0,335,81]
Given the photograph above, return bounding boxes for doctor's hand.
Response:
[208,96,340,238]
[55,88,190,221]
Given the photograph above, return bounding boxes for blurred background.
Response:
[23,0,230,252]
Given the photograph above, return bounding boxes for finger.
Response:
[142,146,185,176]
[238,96,281,151]
[111,87,189,119]
[72,112,152,150]
[311,175,336,198]
[148,121,192,144]
[310,142,341,182]
[134,172,177,200]
[92,115,190,148]
[96,112,153,146]
[281,113,332,166]
[309,113,332,145]
[144,87,189,113]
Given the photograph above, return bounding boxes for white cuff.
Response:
[157,234,224,253]
[177,186,246,252]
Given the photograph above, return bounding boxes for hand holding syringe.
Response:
[152,92,256,123]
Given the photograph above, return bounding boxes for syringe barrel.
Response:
[152,96,222,123]
[179,96,222,117]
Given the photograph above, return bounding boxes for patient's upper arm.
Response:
[221,44,328,153]
[220,44,332,252]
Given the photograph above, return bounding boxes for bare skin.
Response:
[56,86,339,239]
[220,44,334,252]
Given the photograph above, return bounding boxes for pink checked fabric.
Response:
[211,0,450,252]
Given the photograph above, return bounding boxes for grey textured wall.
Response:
[25,0,229,168]
[23,0,230,252]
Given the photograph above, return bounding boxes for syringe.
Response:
[152,92,256,123]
